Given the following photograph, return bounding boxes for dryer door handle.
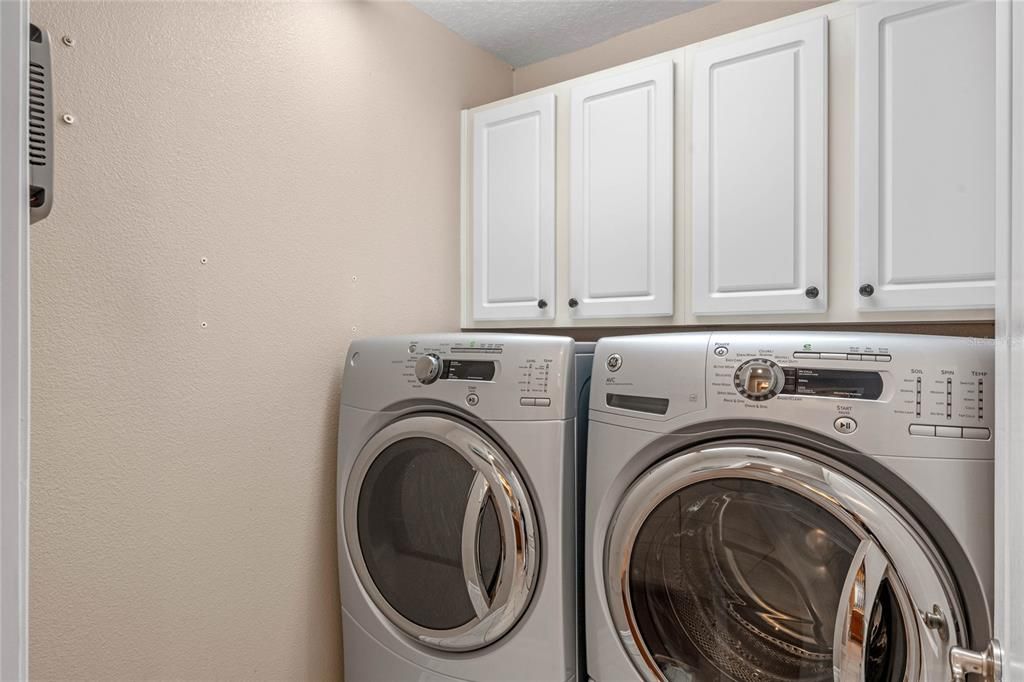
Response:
[461,471,493,619]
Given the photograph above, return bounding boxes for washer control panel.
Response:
[590,331,994,459]
[709,332,994,456]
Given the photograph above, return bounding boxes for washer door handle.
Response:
[950,640,1002,681]
[461,471,492,618]
[833,539,889,680]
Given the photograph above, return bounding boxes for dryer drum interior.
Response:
[607,443,974,682]
[344,414,540,652]
[357,436,504,630]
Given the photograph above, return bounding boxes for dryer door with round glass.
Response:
[344,414,539,652]
[606,443,980,682]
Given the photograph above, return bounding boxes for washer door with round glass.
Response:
[606,443,977,682]
[344,414,539,652]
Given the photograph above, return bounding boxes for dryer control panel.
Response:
[341,333,577,420]
[590,331,994,459]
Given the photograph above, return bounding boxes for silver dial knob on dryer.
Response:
[414,353,442,384]
[734,358,785,401]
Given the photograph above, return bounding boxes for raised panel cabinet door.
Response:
[692,17,828,316]
[472,93,556,321]
[569,61,674,319]
[856,1,1008,311]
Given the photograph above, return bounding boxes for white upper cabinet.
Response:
[462,1,999,328]
[692,17,828,316]
[569,62,675,319]
[855,1,1007,311]
[471,93,556,321]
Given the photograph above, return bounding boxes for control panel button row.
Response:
[908,424,991,439]
[792,351,892,362]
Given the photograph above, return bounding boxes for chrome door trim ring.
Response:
[344,414,539,652]
[605,441,967,682]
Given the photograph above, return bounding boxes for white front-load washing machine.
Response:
[338,333,589,681]
[585,332,993,682]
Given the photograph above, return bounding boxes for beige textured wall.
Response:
[27,2,511,679]
[512,0,832,94]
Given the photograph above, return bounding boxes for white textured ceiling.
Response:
[410,1,714,68]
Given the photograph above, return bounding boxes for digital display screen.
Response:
[781,368,883,400]
[442,360,496,382]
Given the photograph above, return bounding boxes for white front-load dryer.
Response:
[338,333,585,681]
[585,332,994,682]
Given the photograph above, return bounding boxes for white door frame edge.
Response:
[0,1,30,679]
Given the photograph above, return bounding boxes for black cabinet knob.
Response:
[859,284,875,298]
[537,299,548,309]
[568,298,579,309]
[805,286,819,300]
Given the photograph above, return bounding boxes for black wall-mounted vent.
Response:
[28,23,53,223]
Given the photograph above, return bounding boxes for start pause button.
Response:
[834,417,858,435]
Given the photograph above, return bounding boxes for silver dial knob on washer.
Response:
[414,353,442,385]
[734,358,786,401]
